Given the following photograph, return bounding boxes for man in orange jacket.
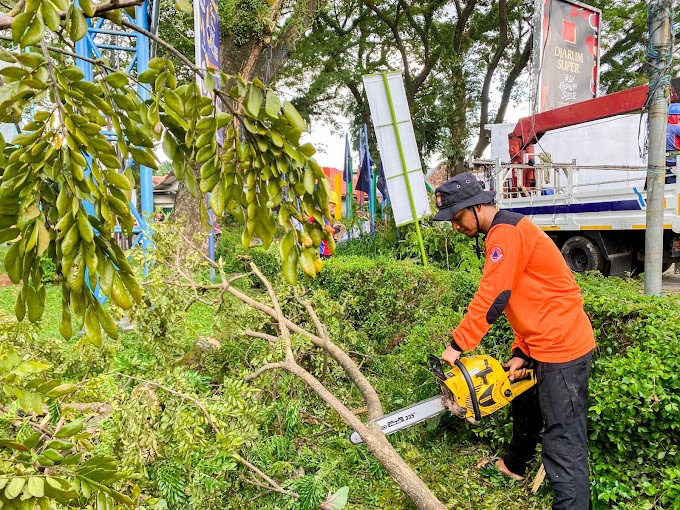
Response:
[433,173,595,509]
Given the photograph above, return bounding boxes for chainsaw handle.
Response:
[502,365,534,382]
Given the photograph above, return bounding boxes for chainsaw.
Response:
[349,354,536,445]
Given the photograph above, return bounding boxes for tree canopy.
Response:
[276,0,655,169]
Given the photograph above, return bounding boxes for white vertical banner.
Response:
[362,72,430,226]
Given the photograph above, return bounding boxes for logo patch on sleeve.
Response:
[489,246,504,262]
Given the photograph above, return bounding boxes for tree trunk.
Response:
[168,176,208,256]
[276,362,448,510]
[363,423,447,510]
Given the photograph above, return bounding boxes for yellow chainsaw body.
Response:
[442,355,536,424]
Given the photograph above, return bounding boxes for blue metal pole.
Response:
[136,1,153,254]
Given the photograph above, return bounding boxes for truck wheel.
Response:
[560,236,605,273]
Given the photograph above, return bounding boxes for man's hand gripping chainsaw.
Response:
[349,354,536,445]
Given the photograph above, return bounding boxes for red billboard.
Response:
[537,0,600,112]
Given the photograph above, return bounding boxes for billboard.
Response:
[535,0,600,112]
[362,72,430,226]
[194,0,220,73]
[194,0,221,145]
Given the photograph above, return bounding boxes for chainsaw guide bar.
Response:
[349,354,536,445]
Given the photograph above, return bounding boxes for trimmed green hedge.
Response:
[309,258,680,509]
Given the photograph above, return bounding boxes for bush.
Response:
[576,273,680,509]
[308,260,680,509]
[335,215,480,272]
[310,256,463,351]
[40,255,59,283]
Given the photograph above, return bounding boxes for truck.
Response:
[478,84,680,277]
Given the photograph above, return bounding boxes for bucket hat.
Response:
[433,173,496,221]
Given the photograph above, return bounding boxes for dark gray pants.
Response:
[503,352,592,510]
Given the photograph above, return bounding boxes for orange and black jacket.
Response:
[451,211,595,363]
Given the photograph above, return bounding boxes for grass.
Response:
[0,283,64,337]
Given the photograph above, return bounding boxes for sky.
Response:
[300,128,346,169]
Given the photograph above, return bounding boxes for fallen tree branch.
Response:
[249,263,295,363]
[163,236,384,419]
[244,329,279,344]
[236,455,299,499]
[246,355,447,509]
[241,476,299,499]
[163,241,447,508]
[245,362,287,381]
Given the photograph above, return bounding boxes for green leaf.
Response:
[208,182,225,216]
[21,13,45,47]
[84,308,102,347]
[103,71,128,88]
[69,7,88,42]
[0,228,20,244]
[4,242,21,284]
[42,449,64,462]
[27,477,45,498]
[0,439,30,451]
[324,487,349,510]
[174,0,192,13]
[137,68,159,84]
[204,71,215,92]
[128,147,158,170]
[265,90,282,118]
[279,230,295,261]
[299,143,316,157]
[163,89,184,116]
[45,440,74,450]
[11,11,33,46]
[245,85,262,118]
[111,273,133,309]
[46,383,78,398]
[55,417,83,438]
[304,166,315,194]
[282,249,298,286]
[22,432,41,449]
[162,132,178,159]
[4,477,25,499]
[184,164,199,197]
[282,101,308,132]
[110,93,136,111]
[79,0,95,17]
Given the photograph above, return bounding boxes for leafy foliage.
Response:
[0,346,133,508]
[0,0,333,348]
[218,0,271,45]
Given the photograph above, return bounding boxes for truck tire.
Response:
[560,236,605,273]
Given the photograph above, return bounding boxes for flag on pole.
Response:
[356,125,373,194]
[343,133,353,218]
[343,133,353,184]
[376,162,389,199]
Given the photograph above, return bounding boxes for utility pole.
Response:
[645,0,672,295]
